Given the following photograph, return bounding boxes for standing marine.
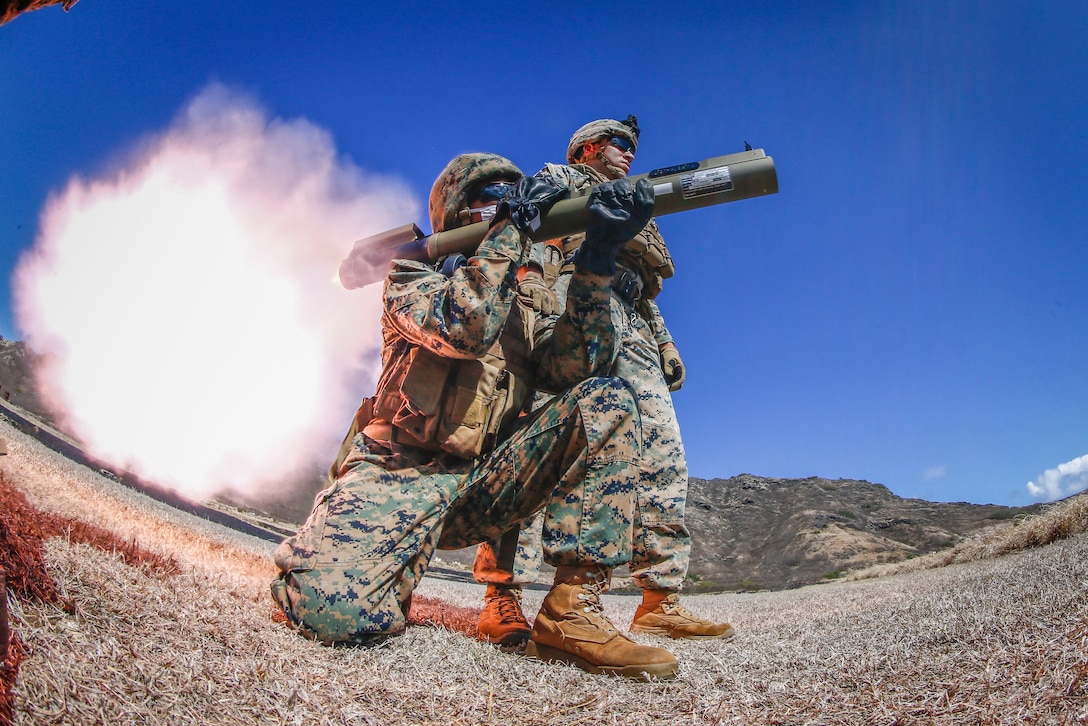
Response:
[473,117,734,651]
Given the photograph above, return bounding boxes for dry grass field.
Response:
[2,417,1086,725]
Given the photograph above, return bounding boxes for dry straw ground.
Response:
[2,417,1086,725]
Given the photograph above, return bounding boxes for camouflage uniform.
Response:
[475,162,690,592]
[271,167,644,645]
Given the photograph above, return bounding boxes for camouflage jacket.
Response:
[535,162,675,349]
[368,213,617,456]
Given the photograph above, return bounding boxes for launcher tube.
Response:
[340,148,777,289]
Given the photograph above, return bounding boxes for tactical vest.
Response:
[617,217,673,300]
[365,297,536,460]
[538,163,674,298]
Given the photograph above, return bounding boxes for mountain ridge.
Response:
[682,473,1038,590]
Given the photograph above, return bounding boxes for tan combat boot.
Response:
[477,584,531,651]
[630,589,735,640]
[526,566,678,681]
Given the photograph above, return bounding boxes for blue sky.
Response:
[2,1,1086,506]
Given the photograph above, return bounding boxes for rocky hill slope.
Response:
[0,338,52,426]
[683,474,1038,590]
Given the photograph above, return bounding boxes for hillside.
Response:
[682,474,1040,590]
[0,340,52,429]
[437,474,1039,592]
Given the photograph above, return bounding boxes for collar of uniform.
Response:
[570,163,611,184]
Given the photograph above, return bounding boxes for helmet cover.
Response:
[566,115,641,164]
[429,153,523,232]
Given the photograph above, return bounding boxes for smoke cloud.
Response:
[14,83,419,501]
[1026,453,1088,502]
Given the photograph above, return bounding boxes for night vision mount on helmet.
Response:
[567,115,641,165]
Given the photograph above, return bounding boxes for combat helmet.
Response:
[566,115,641,165]
[429,153,523,233]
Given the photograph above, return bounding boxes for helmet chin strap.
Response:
[602,158,627,179]
[590,143,627,180]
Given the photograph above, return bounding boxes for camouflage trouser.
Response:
[270,376,640,645]
[475,281,691,591]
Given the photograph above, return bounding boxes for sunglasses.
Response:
[462,179,518,224]
[607,136,635,154]
[475,181,517,203]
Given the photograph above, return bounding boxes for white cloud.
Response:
[1026,453,1088,502]
[924,465,947,481]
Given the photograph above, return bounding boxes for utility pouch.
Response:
[481,368,529,452]
[433,357,499,457]
[392,347,515,459]
[393,346,455,446]
[400,347,452,416]
[619,218,674,301]
[438,355,520,458]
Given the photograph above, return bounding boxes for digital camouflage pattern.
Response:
[474,161,692,592]
[271,192,642,644]
[428,153,522,235]
[272,375,641,644]
[536,162,675,305]
[475,273,691,591]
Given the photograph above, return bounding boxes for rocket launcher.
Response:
[339,147,778,289]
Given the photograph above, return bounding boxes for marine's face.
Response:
[590,136,635,178]
[466,179,517,224]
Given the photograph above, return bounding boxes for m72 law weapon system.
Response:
[339,147,778,290]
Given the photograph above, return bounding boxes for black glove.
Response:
[496,176,569,235]
[571,178,655,276]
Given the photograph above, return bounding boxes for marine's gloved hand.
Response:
[572,177,655,276]
[518,269,560,315]
[497,176,569,235]
[660,342,685,391]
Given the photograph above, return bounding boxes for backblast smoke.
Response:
[13,83,419,502]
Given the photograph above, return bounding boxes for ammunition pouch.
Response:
[548,223,673,300]
[370,301,535,460]
[617,218,673,300]
[370,347,530,459]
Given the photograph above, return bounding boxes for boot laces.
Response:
[489,587,525,624]
[576,590,604,616]
[661,593,705,622]
[575,579,621,633]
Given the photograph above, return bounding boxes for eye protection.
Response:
[462,180,517,223]
[475,181,516,203]
[607,136,635,154]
